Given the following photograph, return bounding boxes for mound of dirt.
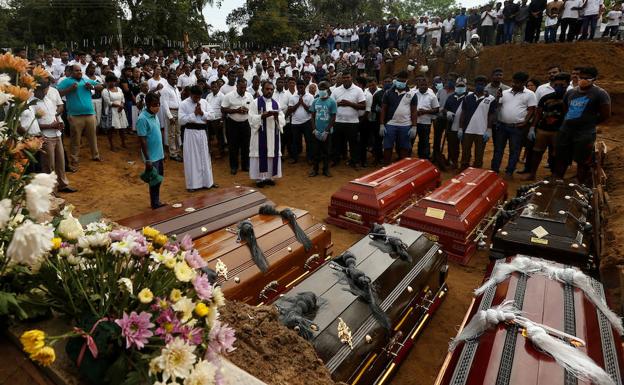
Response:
[220,301,342,385]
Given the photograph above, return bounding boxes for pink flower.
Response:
[206,321,236,360]
[164,241,180,254]
[109,229,132,241]
[185,249,207,269]
[180,325,203,345]
[192,274,213,301]
[154,308,181,342]
[180,234,194,251]
[114,311,154,350]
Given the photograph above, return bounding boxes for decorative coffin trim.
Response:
[591,280,622,385]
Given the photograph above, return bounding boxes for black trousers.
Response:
[332,122,360,165]
[148,159,164,209]
[226,118,251,171]
[208,119,225,152]
[313,136,331,173]
[290,120,312,162]
[525,15,543,43]
[559,18,579,42]
[359,118,376,166]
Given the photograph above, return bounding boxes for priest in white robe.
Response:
[178,86,219,191]
[248,81,286,188]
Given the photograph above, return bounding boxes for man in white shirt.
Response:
[287,80,315,164]
[221,78,254,174]
[458,75,497,169]
[534,65,573,101]
[161,72,183,161]
[559,0,583,41]
[220,70,237,96]
[442,14,455,45]
[179,86,218,191]
[491,71,537,179]
[481,4,497,45]
[412,74,440,159]
[35,79,75,192]
[331,43,344,62]
[331,72,366,168]
[205,80,225,158]
[580,0,604,40]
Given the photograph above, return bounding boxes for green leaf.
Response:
[0,291,28,319]
[120,370,141,385]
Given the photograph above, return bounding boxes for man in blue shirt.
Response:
[58,64,103,172]
[136,92,166,209]
[309,81,336,177]
[454,8,469,46]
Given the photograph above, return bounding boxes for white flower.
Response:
[78,233,110,249]
[25,172,57,222]
[58,214,84,241]
[60,204,75,218]
[58,245,74,258]
[184,360,217,385]
[0,74,10,87]
[67,254,82,266]
[174,261,195,282]
[6,220,54,268]
[212,286,225,308]
[0,198,12,230]
[9,212,25,228]
[117,278,133,295]
[172,296,195,322]
[0,91,13,106]
[206,308,219,329]
[151,337,197,382]
[110,235,138,255]
[85,221,111,234]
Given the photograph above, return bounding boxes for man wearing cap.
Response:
[463,34,483,82]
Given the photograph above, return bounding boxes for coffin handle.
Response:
[383,331,405,357]
[259,280,279,300]
[304,254,320,270]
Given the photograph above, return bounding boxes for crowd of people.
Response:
[15,0,615,209]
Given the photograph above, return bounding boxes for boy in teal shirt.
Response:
[309,81,337,177]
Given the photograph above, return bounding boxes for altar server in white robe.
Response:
[178,86,219,191]
[248,81,286,188]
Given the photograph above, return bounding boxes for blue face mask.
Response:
[393,79,407,90]
[455,86,466,95]
[318,90,329,98]
[383,83,392,91]
[435,82,443,91]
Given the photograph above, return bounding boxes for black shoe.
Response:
[361,163,368,168]
[516,169,530,175]
[330,160,338,167]
[187,188,197,193]
[59,186,78,193]
[211,183,219,189]
[265,179,275,186]
[230,169,237,175]
[242,167,249,172]
[309,171,319,177]
[323,171,332,177]
[256,180,266,188]
[152,202,167,209]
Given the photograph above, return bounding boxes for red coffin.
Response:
[435,256,624,385]
[326,158,440,233]
[399,168,507,265]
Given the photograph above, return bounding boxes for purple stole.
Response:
[257,97,280,175]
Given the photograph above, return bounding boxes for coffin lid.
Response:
[335,158,440,209]
[194,206,310,264]
[410,168,506,233]
[116,187,270,238]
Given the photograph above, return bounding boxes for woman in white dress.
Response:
[102,74,128,151]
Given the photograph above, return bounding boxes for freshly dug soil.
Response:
[219,301,340,385]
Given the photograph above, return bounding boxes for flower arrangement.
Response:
[0,53,236,385]
[19,217,235,385]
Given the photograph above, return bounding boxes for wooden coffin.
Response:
[491,180,598,272]
[435,256,624,385]
[275,224,449,385]
[195,207,333,305]
[326,158,441,233]
[116,187,271,239]
[399,168,507,265]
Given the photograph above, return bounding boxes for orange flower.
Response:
[19,73,38,90]
[0,53,28,75]
[23,137,43,152]
[2,85,32,103]
[31,66,49,83]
